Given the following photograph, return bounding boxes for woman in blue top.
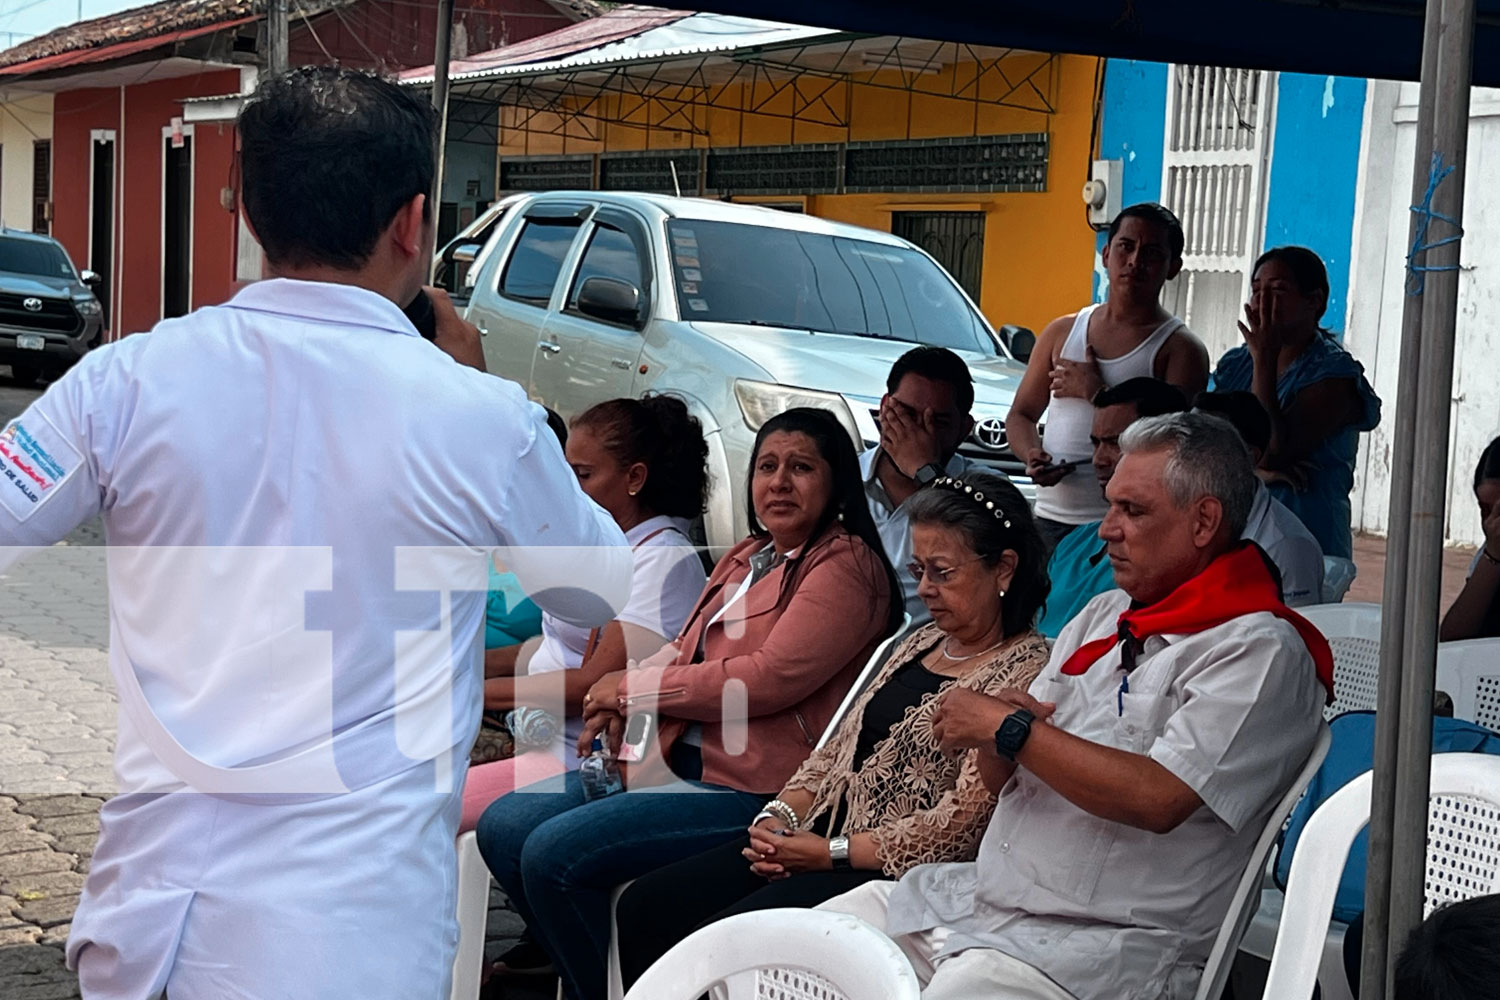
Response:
[1212,246,1381,560]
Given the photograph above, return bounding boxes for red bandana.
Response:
[1060,544,1336,704]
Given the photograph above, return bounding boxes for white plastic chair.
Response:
[624,908,921,1000]
[1435,637,1500,728]
[1299,602,1383,718]
[1192,723,1330,1000]
[1261,753,1500,998]
[1321,556,1358,604]
[604,614,911,1000]
[450,830,490,1000]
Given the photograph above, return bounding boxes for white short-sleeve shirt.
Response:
[0,279,633,1000]
[886,587,1325,1000]
[528,514,705,764]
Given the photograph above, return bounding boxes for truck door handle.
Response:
[538,341,561,354]
[610,358,631,370]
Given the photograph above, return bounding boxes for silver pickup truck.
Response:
[455,191,1033,552]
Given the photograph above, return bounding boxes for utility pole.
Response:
[267,0,289,77]
[430,0,455,272]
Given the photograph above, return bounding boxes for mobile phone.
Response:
[1035,459,1078,477]
[402,289,438,341]
[618,711,656,763]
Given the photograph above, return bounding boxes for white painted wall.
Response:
[0,90,53,232]
[1347,80,1500,547]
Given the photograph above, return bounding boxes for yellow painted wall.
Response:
[493,53,1101,334]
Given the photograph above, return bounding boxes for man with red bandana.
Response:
[818,411,1329,1000]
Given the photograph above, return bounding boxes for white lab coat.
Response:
[0,279,632,999]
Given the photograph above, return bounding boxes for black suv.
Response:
[0,229,104,385]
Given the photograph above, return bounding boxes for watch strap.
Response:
[913,462,944,486]
[828,834,853,871]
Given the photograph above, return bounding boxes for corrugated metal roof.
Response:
[401,6,835,85]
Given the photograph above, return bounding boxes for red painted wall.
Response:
[47,0,578,338]
[290,0,572,72]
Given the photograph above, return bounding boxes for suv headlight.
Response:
[733,379,863,447]
[75,299,102,317]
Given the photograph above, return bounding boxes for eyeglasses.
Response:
[907,555,985,585]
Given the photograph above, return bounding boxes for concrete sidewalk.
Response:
[1347,532,1477,611]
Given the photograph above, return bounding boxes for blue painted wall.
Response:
[1093,60,1168,299]
[1093,65,1365,332]
[1263,73,1367,336]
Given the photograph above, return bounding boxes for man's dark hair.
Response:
[886,347,974,414]
[1106,202,1186,261]
[1193,390,1272,455]
[238,67,437,270]
[1091,376,1188,419]
[1394,894,1500,1000]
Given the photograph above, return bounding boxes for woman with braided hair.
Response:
[460,394,711,836]
[615,470,1052,988]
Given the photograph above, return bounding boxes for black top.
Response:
[851,642,952,770]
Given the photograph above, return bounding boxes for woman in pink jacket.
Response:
[475,407,900,1000]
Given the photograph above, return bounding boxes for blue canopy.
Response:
[693,0,1500,86]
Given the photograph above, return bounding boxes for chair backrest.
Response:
[1299,602,1383,718]
[1193,722,1331,1000]
[816,614,910,750]
[623,908,921,1000]
[1321,556,1358,604]
[1262,754,1500,999]
[1435,637,1500,729]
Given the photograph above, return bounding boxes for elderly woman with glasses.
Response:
[616,470,1052,988]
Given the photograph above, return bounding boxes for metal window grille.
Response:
[599,151,700,195]
[499,155,594,192]
[706,144,841,196]
[891,211,985,303]
[31,139,50,235]
[846,134,1048,193]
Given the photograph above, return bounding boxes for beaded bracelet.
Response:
[763,798,801,831]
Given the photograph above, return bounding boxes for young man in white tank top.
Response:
[1006,203,1210,548]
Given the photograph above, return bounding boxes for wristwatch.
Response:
[912,462,944,486]
[828,834,853,872]
[993,708,1036,762]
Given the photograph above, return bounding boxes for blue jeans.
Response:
[475,766,763,1000]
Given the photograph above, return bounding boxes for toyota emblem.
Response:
[974,417,1008,451]
[22,297,42,312]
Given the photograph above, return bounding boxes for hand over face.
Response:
[879,396,941,478]
[743,828,829,880]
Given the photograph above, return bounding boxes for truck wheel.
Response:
[7,360,40,386]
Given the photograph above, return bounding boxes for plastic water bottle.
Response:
[579,736,623,801]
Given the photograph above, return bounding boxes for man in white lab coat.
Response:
[0,67,632,999]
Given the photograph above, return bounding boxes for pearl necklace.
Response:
[941,634,1009,662]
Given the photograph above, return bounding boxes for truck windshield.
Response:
[0,238,75,279]
[666,219,993,354]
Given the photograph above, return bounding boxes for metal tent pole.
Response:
[1389,0,1476,994]
[431,0,455,266]
[1358,0,1444,993]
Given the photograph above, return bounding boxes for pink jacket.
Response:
[621,525,893,795]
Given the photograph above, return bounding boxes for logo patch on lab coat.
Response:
[0,417,81,521]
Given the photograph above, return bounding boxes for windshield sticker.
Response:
[681,268,702,283]
[679,282,698,295]
[0,415,82,522]
[687,298,709,312]
[674,255,700,269]
[671,231,698,249]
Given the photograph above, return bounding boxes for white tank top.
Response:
[1033,304,1183,525]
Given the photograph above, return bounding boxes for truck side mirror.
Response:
[999,324,1036,363]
